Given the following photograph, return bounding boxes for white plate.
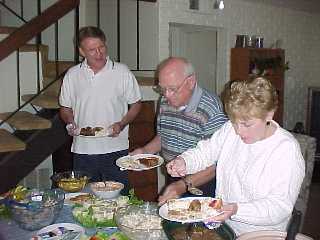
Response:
[36,223,85,240]
[78,126,111,138]
[116,154,164,171]
[64,192,94,205]
[159,197,223,223]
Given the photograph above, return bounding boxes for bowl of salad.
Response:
[9,188,65,230]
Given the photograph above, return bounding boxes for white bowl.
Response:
[90,181,124,199]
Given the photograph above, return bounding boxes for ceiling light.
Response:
[219,0,224,9]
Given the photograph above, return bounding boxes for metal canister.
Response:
[247,35,256,48]
[255,37,264,48]
[235,35,248,48]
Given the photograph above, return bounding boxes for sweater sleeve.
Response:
[181,121,230,174]
[232,139,305,226]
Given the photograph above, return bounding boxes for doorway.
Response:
[169,23,220,93]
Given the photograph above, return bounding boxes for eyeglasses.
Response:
[155,74,193,96]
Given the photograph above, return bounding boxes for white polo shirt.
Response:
[59,58,141,154]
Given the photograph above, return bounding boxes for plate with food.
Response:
[159,197,223,223]
[79,126,111,138]
[36,223,85,240]
[116,154,164,171]
[64,192,95,205]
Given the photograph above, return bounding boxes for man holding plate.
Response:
[59,26,141,192]
[131,57,227,197]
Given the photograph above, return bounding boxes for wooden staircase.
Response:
[0,0,80,193]
[0,39,74,153]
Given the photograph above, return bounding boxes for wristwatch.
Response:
[181,175,192,190]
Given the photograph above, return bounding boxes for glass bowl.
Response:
[9,188,65,230]
[90,181,124,199]
[51,171,90,193]
[115,202,166,240]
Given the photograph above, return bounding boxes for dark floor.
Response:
[302,182,320,239]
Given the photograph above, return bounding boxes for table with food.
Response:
[0,154,236,240]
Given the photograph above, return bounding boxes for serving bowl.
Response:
[51,171,90,193]
[115,202,166,240]
[9,188,65,231]
[90,181,124,199]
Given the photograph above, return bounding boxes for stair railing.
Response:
[0,0,80,128]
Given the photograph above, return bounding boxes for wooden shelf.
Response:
[230,48,285,125]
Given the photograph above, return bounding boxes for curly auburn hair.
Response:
[223,77,278,122]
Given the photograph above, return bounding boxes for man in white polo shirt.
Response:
[59,26,141,193]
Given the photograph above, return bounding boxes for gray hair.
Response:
[157,57,195,78]
[184,60,195,77]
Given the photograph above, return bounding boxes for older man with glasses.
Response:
[131,57,227,199]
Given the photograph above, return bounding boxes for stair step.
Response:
[44,61,75,78]
[22,94,59,109]
[19,44,49,65]
[0,129,26,152]
[0,111,52,130]
[43,77,62,96]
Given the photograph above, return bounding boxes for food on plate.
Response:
[69,193,95,204]
[166,198,222,222]
[188,199,201,212]
[137,157,159,167]
[72,196,129,228]
[35,226,82,240]
[117,155,163,170]
[209,198,222,210]
[80,126,104,136]
[170,224,224,240]
[91,181,123,192]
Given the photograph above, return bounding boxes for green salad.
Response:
[72,196,128,228]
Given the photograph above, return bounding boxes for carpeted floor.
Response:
[302,183,320,239]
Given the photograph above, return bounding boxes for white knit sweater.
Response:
[181,120,305,236]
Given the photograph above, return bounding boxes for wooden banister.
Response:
[0,0,80,62]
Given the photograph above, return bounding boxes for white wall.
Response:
[158,0,320,130]
[83,0,158,70]
[2,0,320,129]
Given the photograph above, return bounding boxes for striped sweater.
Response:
[158,86,227,161]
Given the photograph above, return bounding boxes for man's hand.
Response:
[108,122,124,137]
[158,180,186,206]
[166,156,187,177]
[66,123,79,136]
[129,147,146,155]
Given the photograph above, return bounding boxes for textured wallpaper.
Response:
[158,0,320,130]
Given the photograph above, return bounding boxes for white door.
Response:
[169,23,218,93]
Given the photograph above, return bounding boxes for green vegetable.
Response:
[9,185,28,200]
[72,206,117,228]
[107,231,129,240]
[127,189,143,206]
[95,231,109,240]
[0,204,11,219]
[96,218,116,227]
